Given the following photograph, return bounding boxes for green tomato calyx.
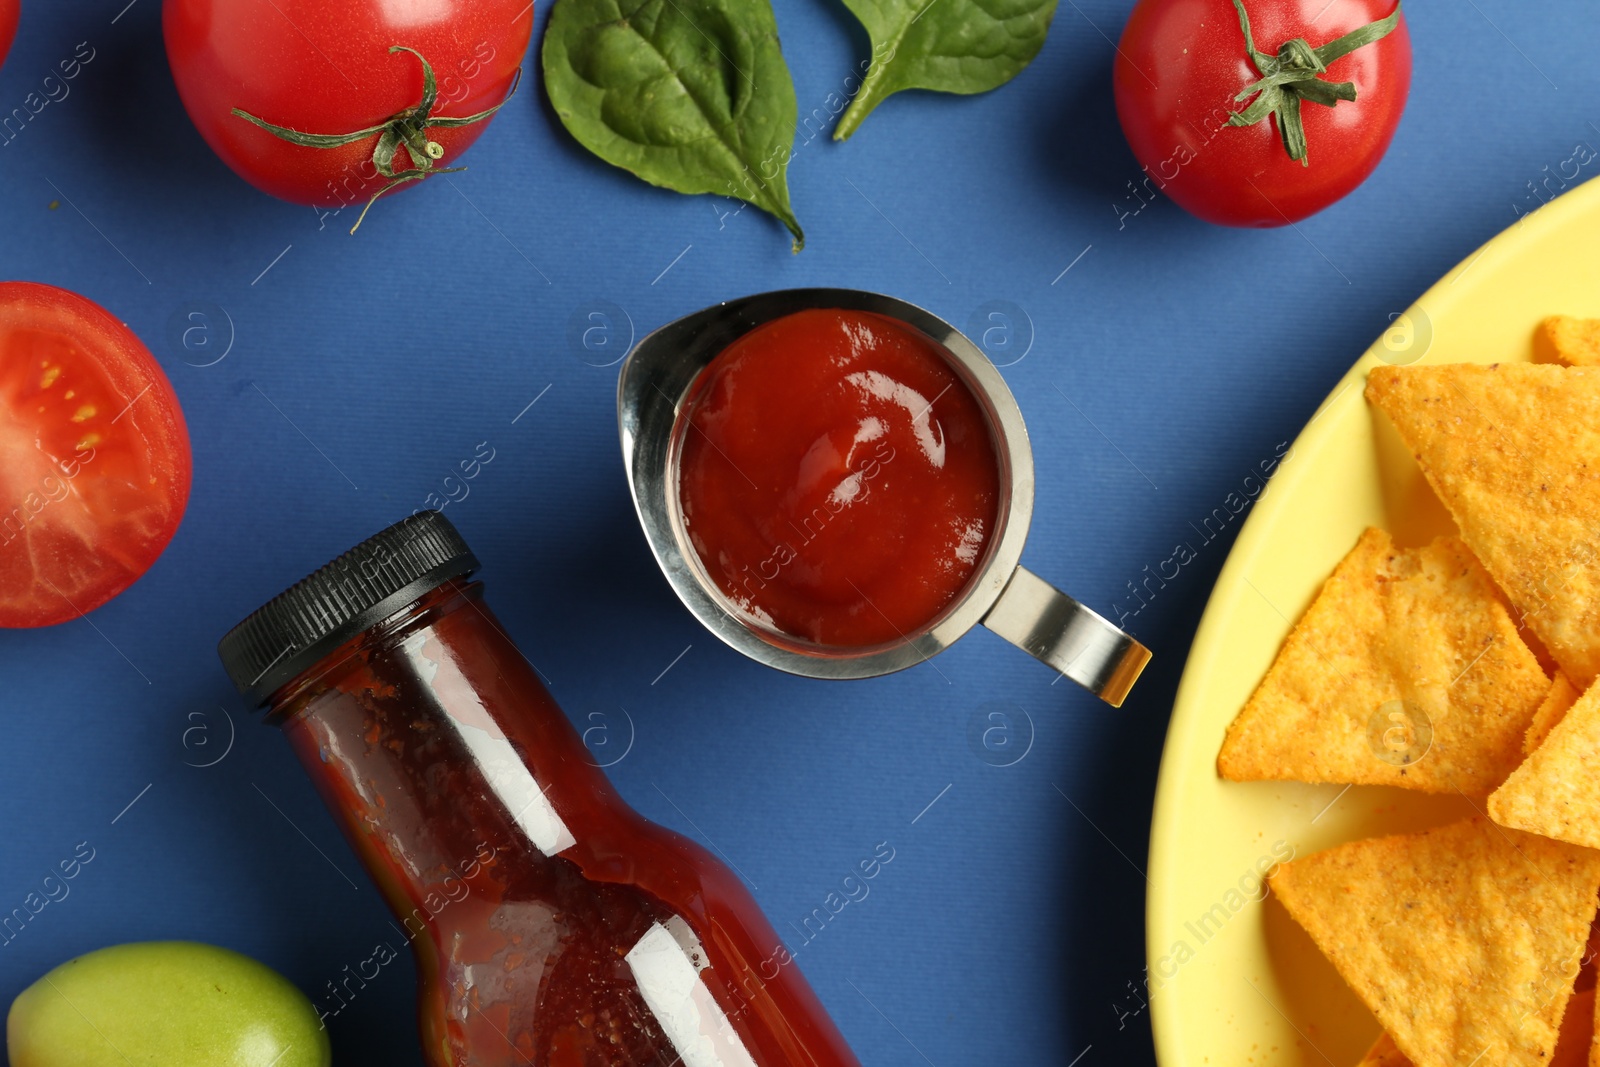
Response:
[1226,0,1402,167]
[231,46,520,233]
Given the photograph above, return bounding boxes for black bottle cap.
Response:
[218,511,479,706]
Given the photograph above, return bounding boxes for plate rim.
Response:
[1143,174,1600,1066]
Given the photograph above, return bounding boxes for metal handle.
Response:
[981,566,1151,707]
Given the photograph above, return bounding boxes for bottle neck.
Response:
[269,579,622,906]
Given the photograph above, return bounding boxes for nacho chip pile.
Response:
[1366,362,1600,687]
[1216,346,1600,1065]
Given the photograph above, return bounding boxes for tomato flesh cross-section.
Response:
[0,284,191,628]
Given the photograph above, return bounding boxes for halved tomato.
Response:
[0,283,191,627]
[0,0,17,73]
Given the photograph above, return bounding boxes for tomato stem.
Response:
[1227,0,1401,166]
[232,46,522,233]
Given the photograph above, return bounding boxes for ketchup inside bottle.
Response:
[269,575,859,1067]
[677,308,1002,648]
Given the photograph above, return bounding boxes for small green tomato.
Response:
[7,941,331,1067]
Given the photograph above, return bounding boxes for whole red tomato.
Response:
[0,0,19,71]
[163,0,531,219]
[0,283,191,628]
[1114,0,1410,227]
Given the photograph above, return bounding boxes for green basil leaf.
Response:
[543,0,804,250]
[834,0,1059,141]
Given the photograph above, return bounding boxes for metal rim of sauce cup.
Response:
[617,288,1150,706]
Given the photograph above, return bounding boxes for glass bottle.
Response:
[218,511,861,1067]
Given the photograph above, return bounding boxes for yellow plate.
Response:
[1146,175,1600,1067]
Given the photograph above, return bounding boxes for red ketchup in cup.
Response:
[677,308,1001,648]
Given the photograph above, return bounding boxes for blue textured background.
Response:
[0,1,1593,1064]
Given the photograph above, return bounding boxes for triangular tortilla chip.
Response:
[1366,363,1600,685]
[1357,988,1598,1066]
[1218,527,1547,794]
[1272,817,1600,1067]
[1536,316,1600,367]
[1355,988,1599,1067]
[1530,673,1583,755]
[1490,679,1600,848]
